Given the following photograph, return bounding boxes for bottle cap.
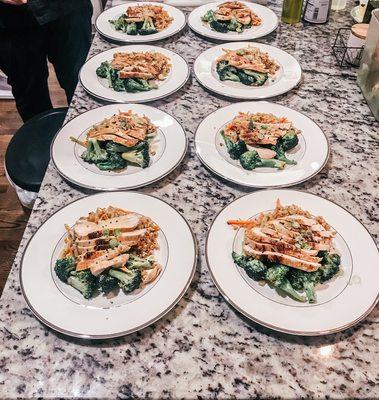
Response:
[351,23,369,39]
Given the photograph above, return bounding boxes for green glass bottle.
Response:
[282,0,304,24]
[362,0,379,23]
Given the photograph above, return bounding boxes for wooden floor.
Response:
[0,65,67,296]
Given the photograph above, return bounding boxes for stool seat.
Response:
[5,107,68,193]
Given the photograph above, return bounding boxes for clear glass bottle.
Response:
[282,0,304,24]
[331,0,347,10]
[303,0,332,24]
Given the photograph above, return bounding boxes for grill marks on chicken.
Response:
[85,110,157,149]
[110,51,171,81]
[214,1,262,26]
[228,200,336,272]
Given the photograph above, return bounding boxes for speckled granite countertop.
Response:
[1,1,378,399]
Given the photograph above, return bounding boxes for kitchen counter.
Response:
[1,1,378,398]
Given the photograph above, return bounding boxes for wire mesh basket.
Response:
[332,27,364,67]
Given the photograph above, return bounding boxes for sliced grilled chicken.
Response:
[75,229,146,248]
[244,245,320,272]
[94,134,139,148]
[76,245,129,271]
[90,254,129,276]
[229,199,337,273]
[74,214,140,238]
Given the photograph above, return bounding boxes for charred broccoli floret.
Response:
[245,258,267,281]
[121,141,150,168]
[96,61,110,79]
[54,257,76,283]
[110,15,127,32]
[232,252,267,281]
[108,268,142,294]
[280,131,299,151]
[265,264,306,302]
[288,269,319,303]
[237,70,257,86]
[81,138,109,164]
[126,22,138,35]
[98,273,119,294]
[274,143,297,165]
[102,68,125,92]
[217,63,241,82]
[210,20,229,33]
[241,70,268,86]
[221,133,248,160]
[139,17,158,35]
[239,150,286,170]
[202,10,215,22]
[96,152,126,171]
[127,255,154,270]
[67,270,98,299]
[318,251,341,282]
[124,78,152,93]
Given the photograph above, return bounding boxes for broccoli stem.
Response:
[258,159,286,169]
[303,281,316,303]
[277,279,307,302]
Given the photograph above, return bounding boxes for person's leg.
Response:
[46,1,93,104]
[0,29,52,122]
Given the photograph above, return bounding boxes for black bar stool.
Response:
[5,107,68,209]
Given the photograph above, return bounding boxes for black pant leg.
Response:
[0,29,52,122]
[46,1,93,104]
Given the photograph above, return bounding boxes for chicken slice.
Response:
[75,229,146,248]
[95,134,139,148]
[76,245,129,271]
[74,214,140,238]
[90,254,129,276]
[244,245,320,272]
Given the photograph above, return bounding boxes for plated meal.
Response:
[52,104,187,190]
[188,1,278,41]
[202,1,261,33]
[110,4,173,36]
[96,51,171,93]
[96,3,186,43]
[228,199,341,304]
[195,101,329,188]
[221,111,300,171]
[79,45,189,103]
[70,110,157,172]
[55,206,162,299]
[193,42,301,99]
[216,46,279,87]
[20,192,197,338]
[206,189,379,335]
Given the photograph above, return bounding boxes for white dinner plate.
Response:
[194,42,302,100]
[79,45,190,103]
[206,189,379,336]
[51,104,187,191]
[188,1,278,41]
[20,192,197,339]
[195,101,329,188]
[96,3,186,43]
